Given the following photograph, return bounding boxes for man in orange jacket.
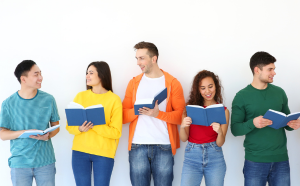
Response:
[123,41,185,186]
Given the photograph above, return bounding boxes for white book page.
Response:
[86,104,103,109]
[44,125,60,133]
[135,98,153,105]
[187,105,204,109]
[206,104,224,108]
[287,112,300,117]
[269,109,286,117]
[67,102,84,109]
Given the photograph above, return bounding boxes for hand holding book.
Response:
[138,100,159,117]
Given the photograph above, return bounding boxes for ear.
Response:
[20,76,26,84]
[254,66,260,75]
[152,56,157,64]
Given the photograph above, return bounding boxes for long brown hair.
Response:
[86,61,113,92]
[186,70,223,106]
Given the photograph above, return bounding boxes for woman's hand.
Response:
[79,121,93,132]
[181,117,192,129]
[210,122,222,134]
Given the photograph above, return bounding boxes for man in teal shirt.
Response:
[0,60,60,186]
[231,51,300,186]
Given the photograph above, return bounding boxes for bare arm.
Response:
[213,109,230,147]
[0,127,25,141]
[179,109,191,142]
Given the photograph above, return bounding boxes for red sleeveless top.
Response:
[188,105,227,144]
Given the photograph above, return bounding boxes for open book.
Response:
[263,109,300,129]
[65,102,106,126]
[18,125,60,138]
[186,104,226,126]
[134,88,167,115]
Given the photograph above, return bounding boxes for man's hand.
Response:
[287,119,300,130]
[138,100,159,117]
[30,132,49,141]
[253,116,272,128]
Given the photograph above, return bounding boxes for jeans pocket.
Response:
[185,144,193,153]
[131,144,140,150]
[158,144,172,151]
[213,143,222,152]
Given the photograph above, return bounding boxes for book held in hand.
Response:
[263,109,300,129]
[18,125,60,138]
[186,104,226,126]
[134,87,167,115]
[65,102,106,126]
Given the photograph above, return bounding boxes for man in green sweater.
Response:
[231,51,300,186]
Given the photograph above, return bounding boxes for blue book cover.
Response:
[65,102,106,126]
[134,88,167,115]
[263,109,300,129]
[18,125,60,138]
[186,104,226,126]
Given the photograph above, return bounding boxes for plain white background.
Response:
[1,0,300,185]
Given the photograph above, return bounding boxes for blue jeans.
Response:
[243,159,290,186]
[180,141,226,186]
[72,150,114,186]
[11,163,56,186]
[129,144,174,186]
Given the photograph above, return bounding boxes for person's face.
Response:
[21,65,43,89]
[136,49,155,74]
[199,77,216,102]
[257,63,276,83]
[86,65,101,87]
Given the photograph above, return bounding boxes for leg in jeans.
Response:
[152,144,174,186]
[11,168,33,186]
[243,160,270,186]
[268,161,290,186]
[129,144,151,186]
[180,143,204,186]
[72,150,92,186]
[34,163,56,186]
[203,142,226,186]
[92,155,114,186]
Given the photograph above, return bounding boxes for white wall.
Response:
[1,0,300,185]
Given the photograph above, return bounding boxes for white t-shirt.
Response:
[132,74,170,144]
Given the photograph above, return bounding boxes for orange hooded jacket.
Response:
[122,70,185,155]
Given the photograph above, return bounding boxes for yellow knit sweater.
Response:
[66,90,122,159]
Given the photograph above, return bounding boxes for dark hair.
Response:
[250,51,276,75]
[14,60,36,83]
[186,70,223,106]
[134,41,159,63]
[86,61,113,92]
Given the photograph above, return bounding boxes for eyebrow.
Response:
[135,55,145,59]
[34,71,41,74]
[200,84,213,87]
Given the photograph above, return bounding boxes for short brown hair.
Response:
[250,51,276,75]
[134,41,159,63]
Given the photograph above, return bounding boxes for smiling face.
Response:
[199,77,216,103]
[86,65,101,87]
[136,48,156,74]
[21,65,43,89]
[256,63,276,83]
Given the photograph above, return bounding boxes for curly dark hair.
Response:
[186,70,223,106]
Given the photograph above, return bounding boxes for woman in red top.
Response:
[180,70,230,186]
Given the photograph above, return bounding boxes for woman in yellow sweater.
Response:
[66,61,122,186]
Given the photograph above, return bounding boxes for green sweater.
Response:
[231,84,293,162]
